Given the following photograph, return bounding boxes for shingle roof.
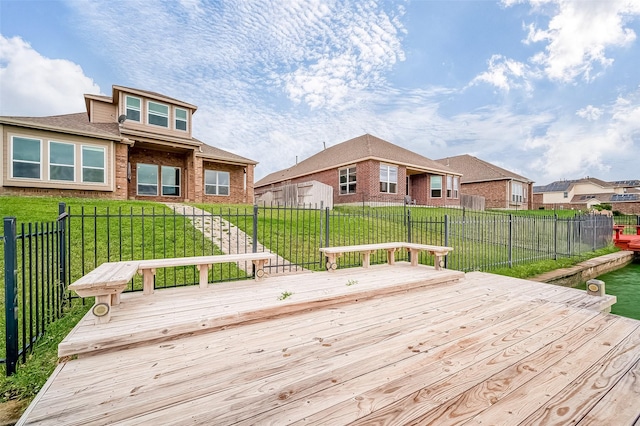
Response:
[610,180,640,188]
[255,134,459,187]
[435,154,532,184]
[0,113,121,139]
[197,141,258,165]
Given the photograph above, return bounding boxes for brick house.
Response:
[533,178,640,214]
[436,154,534,210]
[255,134,462,207]
[0,85,257,203]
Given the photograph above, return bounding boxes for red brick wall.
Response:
[462,181,508,209]
[128,146,190,202]
[201,161,252,204]
[114,143,128,199]
[256,160,461,207]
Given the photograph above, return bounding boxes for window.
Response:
[563,191,568,198]
[446,175,453,198]
[50,142,75,181]
[161,166,180,196]
[148,101,169,127]
[205,170,230,195]
[453,176,459,198]
[137,164,158,195]
[175,108,188,131]
[339,167,356,195]
[11,136,41,179]
[430,175,442,198]
[379,165,397,194]
[125,96,141,122]
[82,146,105,183]
[512,182,524,203]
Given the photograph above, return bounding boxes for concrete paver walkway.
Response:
[164,203,307,275]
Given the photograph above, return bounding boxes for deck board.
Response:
[17,265,638,425]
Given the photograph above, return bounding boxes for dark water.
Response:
[593,262,640,320]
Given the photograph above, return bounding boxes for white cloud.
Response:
[521,0,640,83]
[0,35,101,116]
[576,105,603,121]
[526,90,640,181]
[469,54,534,92]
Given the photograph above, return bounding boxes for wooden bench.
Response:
[137,252,277,295]
[319,242,453,271]
[68,261,139,324]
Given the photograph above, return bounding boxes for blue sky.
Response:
[1,0,639,184]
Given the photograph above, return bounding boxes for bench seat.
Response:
[137,252,277,295]
[320,242,453,271]
[68,261,139,324]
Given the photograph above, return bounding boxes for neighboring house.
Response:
[435,154,534,210]
[1,85,257,203]
[533,177,640,214]
[254,134,462,207]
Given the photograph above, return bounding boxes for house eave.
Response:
[0,117,120,141]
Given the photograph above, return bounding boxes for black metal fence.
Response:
[2,202,625,375]
[2,205,68,375]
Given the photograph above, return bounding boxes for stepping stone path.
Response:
[164,203,307,276]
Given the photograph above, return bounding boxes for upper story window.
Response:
[379,164,397,194]
[148,101,169,128]
[430,175,442,198]
[512,182,524,203]
[563,191,568,198]
[339,166,356,195]
[49,141,75,181]
[82,146,106,183]
[175,108,188,131]
[205,170,230,196]
[125,96,141,122]
[11,136,41,179]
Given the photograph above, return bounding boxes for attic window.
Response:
[175,108,188,131]
[148,101,169,128]
[125,96,141,122]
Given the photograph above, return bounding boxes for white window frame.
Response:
[81,146,106,184]
[49,141,75,182]
[11,136,42,180]
[339,166,357,195]
[379,164,398,194]
[446,175,453,198]
[430,175,442,198]
[125,95,141,122]
[453,176,459,199]
[137,163,159,196]
[175,107,188,132]
[147,101,169,128]
[512,182,524,203]
[161,166,181,197]
[204,170,230,196]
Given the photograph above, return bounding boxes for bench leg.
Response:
[325,254,339,272]
[197,264,210,289]
[142,269,155,295]
[408,249,419,267]
[93,294,111,325]
[386,248,397,265]
[253,260,267,281]
[362,251,372,268]
[111,292,121,306]
[433,254,441,270]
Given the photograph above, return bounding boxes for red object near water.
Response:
[613,225,640,250]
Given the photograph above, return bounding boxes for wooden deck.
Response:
[18,263,640,425]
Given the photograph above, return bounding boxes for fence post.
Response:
[508,214,513,268]
[406,209,412,243]
[444,215,449,269]
[553,214,558,260]
[58,202,67,299]
[3,217,18,376]
[324,207,330,247]
[252,205,258,253]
